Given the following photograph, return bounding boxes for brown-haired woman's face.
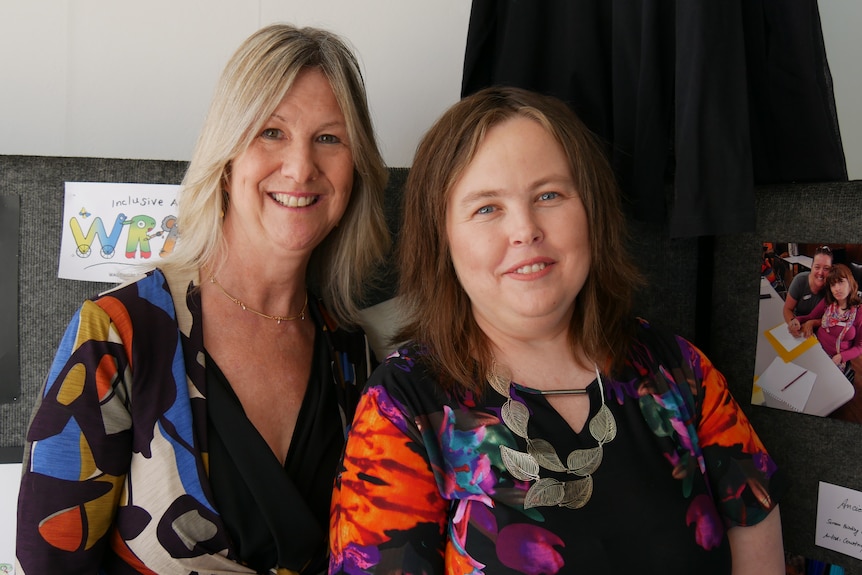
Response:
[830,276,852,305]
[445,116,591,340]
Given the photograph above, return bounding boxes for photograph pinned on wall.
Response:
[754,242,862,424]
[58,182,180,284]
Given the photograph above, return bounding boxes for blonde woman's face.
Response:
[224,68,354,261]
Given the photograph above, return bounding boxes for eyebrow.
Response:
[270,114,346,130]
[456,188,501,206]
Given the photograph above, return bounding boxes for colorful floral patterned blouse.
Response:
[330,319,783,574]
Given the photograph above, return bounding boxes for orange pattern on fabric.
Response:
[96,296,135,370]
[95,352,119,402]
[335,388,447,549]
[110,528,160,575]
[39,506,84,552]
[697,355,767,455]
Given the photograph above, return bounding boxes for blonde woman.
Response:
[17,24,388,574]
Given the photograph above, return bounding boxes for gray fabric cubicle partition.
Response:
[712,180,862,571]
[0,155,189,457]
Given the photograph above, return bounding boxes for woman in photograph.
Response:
[795,263,862,383]
[784,245,834,337]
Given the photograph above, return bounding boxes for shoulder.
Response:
[366,342,448,404]
[625,318,707,394]
[374,342,434,382]
[90,268,183,326]
[97,268,182,301]
[789,272,809,289]
[628,318,690,364]
[97,268,159,297]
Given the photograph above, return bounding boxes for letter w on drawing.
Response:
[69,213,127,258]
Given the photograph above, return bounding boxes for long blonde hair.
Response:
[163,23,389,326]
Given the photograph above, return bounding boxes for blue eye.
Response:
[476,205,495,215]
[539,191,559,201]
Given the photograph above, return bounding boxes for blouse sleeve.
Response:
[329,364,450,574]
[684,339,783,528]
[838,309,862,363]
[796,298,826,323]
[16,299,133,574]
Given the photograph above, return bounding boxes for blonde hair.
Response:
[396,87,642,393]
[163,23,389,326]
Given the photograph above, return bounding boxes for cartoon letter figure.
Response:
[159,215,179,257]
[69,213,127,258]
[123,215,157,258]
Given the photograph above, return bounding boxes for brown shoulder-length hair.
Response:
[395,86,643,393]
[825,264,862,307]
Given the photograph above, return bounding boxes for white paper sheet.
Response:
[767,322,812,354]
[817,482,862,559]
[757,356,817,412]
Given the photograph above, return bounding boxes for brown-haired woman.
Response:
[329,87,785,574]
[796,263,862,382]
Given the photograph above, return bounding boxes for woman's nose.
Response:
[281,142,319,183]
[509,210,543,245]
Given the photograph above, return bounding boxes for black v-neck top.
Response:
[206,306,346,574]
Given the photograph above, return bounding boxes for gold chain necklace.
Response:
[209,275,307,324]
[487,362,617,509]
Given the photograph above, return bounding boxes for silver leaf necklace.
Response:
[487,361,617,509]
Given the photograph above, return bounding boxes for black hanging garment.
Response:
[462,0,847,238]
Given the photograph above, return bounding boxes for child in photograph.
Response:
[795,263,862,382]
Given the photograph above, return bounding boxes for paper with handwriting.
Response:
[817,482,862,558]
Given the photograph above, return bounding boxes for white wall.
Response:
[819,0,862,180]
[0,0,471,167]
[0,0,859,177]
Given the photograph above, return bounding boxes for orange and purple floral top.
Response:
[330,318,783,574]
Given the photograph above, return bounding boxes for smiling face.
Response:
[224,67,354,262]
[809,253,833,293]
[445,116,591,341]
